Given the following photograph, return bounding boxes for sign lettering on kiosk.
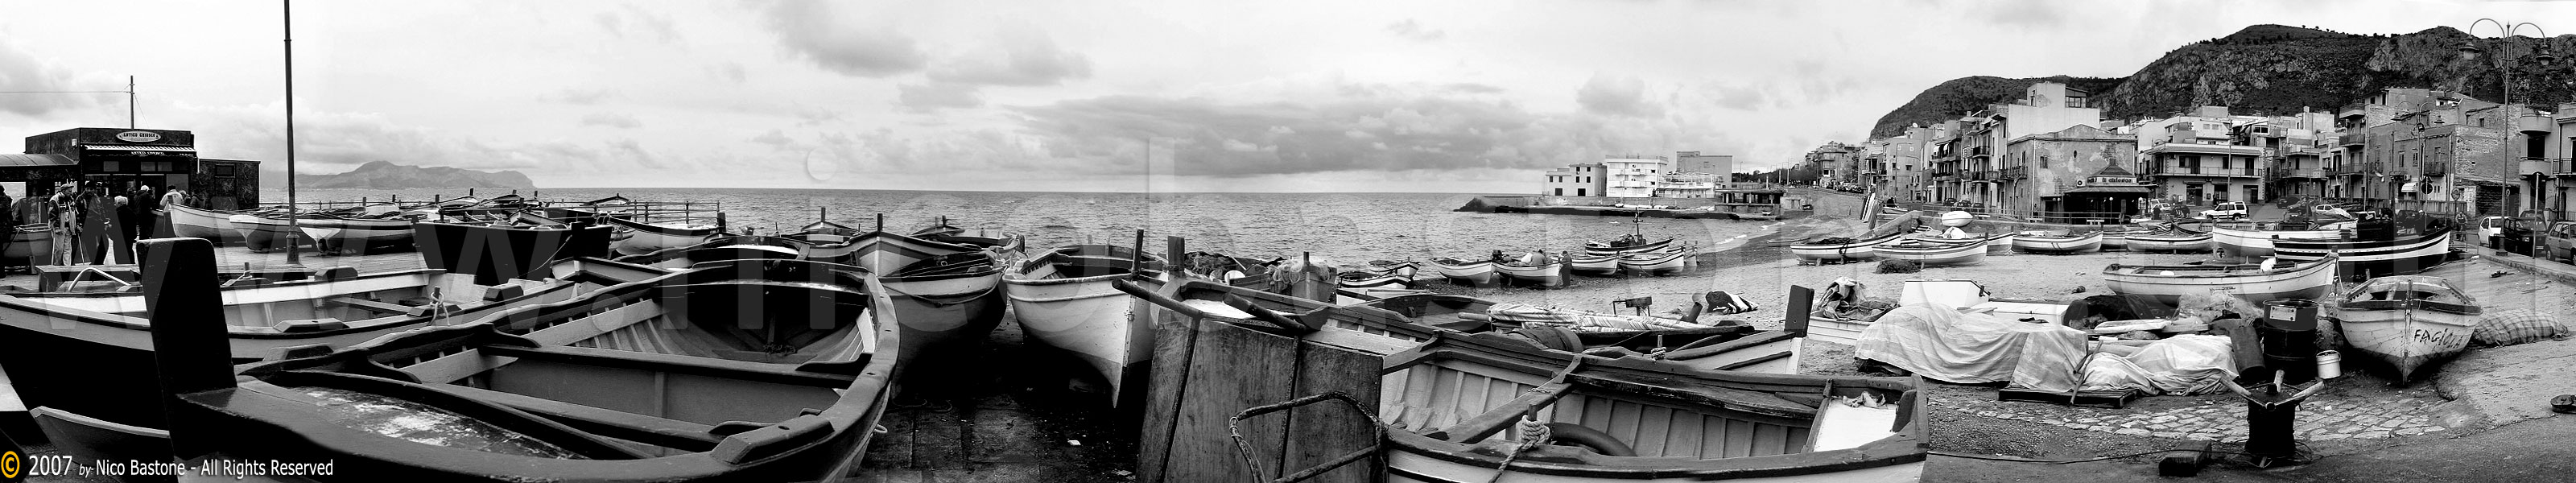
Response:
[115,130,162,142]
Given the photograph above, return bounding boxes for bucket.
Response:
[2316,350,2342,379]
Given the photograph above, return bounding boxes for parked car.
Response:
[2200,201,2248,220]
[2542,221,2576,262]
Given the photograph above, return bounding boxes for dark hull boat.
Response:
[1131,279,1928,483]
[1583,237,1674,255]
[847,232,1009,368]
[2273,218,2454,281]
[1,258,663,449]
[169,258,900,481]
[301,213,423,255]
[414,219,616,286]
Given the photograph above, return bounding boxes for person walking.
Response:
[49,184,75,265]
[127,185,156,241]
[77,184,114,264]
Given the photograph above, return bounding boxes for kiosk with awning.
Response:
[11,127,261,209]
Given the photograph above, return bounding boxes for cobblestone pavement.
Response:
[1933,390,2450,442]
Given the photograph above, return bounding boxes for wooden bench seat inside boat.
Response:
[475,345,860,388]
[431,382,727,452]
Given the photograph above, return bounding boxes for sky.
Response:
[1,0,2570,192]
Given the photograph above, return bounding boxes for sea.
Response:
[267,188,1784,264]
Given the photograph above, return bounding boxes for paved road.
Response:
[1933,416,2574,482]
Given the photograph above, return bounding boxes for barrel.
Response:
[2258,299,2320,385]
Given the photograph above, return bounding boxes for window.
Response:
[1554,188,1563,196]
[1576,188,1586,196]
[101,161,120,171]
[2040,155,2049,168]
[213,164,237,176]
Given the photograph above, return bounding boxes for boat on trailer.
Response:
[1129,279,1929,483]
[2099,254,2338,303]
[1003,245,1166,407]
[2337,275,2483,382]
[2011,231,2103,254]
[163,258,898,482]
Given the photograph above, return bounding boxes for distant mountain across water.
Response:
[262,161,536,190]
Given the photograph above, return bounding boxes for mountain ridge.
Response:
[261,161,538,190]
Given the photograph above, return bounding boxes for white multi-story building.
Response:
[1541,163,1604,196]
[1600,155,1667,198]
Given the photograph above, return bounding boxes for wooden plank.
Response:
[1161,317,1302,483]
[1278,332,1387,483]
[1135,300,1203,483]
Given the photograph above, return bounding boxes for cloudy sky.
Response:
[0,0,2565,192]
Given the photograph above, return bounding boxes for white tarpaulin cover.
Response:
[1855,304,2088,385]
[1857,304,2241,394]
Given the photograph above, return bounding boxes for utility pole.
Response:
[283,0,301,266]
[127,76,135,128]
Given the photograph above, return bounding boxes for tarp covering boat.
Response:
[1858,304,2240,394]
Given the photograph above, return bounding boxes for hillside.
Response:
[266,161,538,189]
[1872,24,2576,138]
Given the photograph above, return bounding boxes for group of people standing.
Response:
[0,180,188,267]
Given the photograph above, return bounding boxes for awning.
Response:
[0,154,76,167]
[2065,186,2151,194]
[82,144,196,152]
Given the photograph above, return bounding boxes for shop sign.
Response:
[116,131,162,142]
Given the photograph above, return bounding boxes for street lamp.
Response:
[2460,19,2553,220]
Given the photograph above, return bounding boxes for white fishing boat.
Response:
[2099,254,2339,303]
[2338,275,2482,382]
[1582,237,1674,255]
[1983,232,2016,253]
[604,217,722,255]
[2209,224,2341,258]
[1496,252,1567,287]
[1426,257,1500,287]
[1790,233,1899,262]
[167,204,246,244]
[1803,279,2066,347]
[1567,252,1622,275]
[2099,229,2137,250]
[2125,232,2214,252]
[2011,231,2103,254]
[1617,248,1690,275]
[299,214,420,255]
[1335,270,1417,289]
[1873,238,1986,266]
[1003,245,1166,407]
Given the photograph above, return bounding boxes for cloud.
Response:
[1980,0,2067,29]
[964,82,1734,178]
[580,112,642,129]
[543,88,617,105]
[751,129,795,148]
[926,27,1092,87]
[706,62,746,84]
[1575,72,1658,117]
[1385,19,1445,41]
[749,0,928,77]
[1444,83,1505,94]
[176,101,696,177]
[897,82,984,111]
[1703,83,1769,110]
[0,39,113,117]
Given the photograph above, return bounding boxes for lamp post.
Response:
[2460,19,2554,220]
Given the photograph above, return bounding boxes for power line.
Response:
[0,90,126,93]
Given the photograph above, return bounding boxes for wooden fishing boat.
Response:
[1496,253,1568,287]
[2337,275,2483,382]
[1983,232,2017,253]
[2099,254,2338,303]
[1873,238,1986,266]
[911,219,1026,257]
[1003,245,1166,406]
[1130,279,1929,483]
[1567,252,1623,275]
[1583,237,1673,255]
[230,211,328,251]
[614,235,815,268]
[2273,224,2453,280]
[167,203,246,244]
[299,213,422,255]
[1618,248,1690,275]
[1177,251,1279,287]
[1426,257,1500,287]
[2,223,51,266]
[605,217,722,255]
[2125,231,2214,252]
[164,258,898,481]
[1336,270,1418,289]
[2209,224,2341,258]
[1790,233,1899,262]
[0,257,662,437]
[2011,231,2103,254]
[832,231,1010,369]
[1360,260,1421,279]
[539,194,632,223]
[1339,292,1802,374]
[414,219,617,286]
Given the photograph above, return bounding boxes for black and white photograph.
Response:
[1,1,2574,481]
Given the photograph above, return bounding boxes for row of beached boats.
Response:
[164,194,730,257]
[0,213,1934,481]
[1788,227,2223,266]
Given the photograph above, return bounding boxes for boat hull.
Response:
[2,224,52,264]
[1583,237,1674,255]
[1496,262,1565,287]
[605,217,720,255]
[1568,254,1621,275]
[1004,273,1159,407]
[2211,226,2340,258]
[1429,260,1500,287]
[1790,236,1894,262]
[167,204,245,244]
[2012,233,2103,254]
[2126,234,2214,252]
[1875,241,1986,266]
[2100,255,2338,303]
[303,217,418,254]
[2273,229,2452,280]
[883,270,1008,372]
[414,221,616,286]
[1618,250,1690,275]
[2339,308,2475,382]
[229,213,307,251]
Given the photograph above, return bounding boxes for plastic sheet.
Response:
[2078,335,2240,396]
[1854,304,2088,386]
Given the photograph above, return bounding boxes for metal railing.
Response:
[2151,165,2259,176]
[2000,166,2029,180]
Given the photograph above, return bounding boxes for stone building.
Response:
[1999,124,2137,216]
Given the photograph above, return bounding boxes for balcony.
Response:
[2424,161,2448,176]
[1931,168,1955,178]
[2340,134,2366,147]
[2153,165,2259,177]
[2521,158,2562,176]
[2271,166,2328,179]
[1968,171,1997,181]
[2519,114,2554,134]
[2000,165,2029,180]
[1967,146,1991,158]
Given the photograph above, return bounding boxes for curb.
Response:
[2466,246,2576,285]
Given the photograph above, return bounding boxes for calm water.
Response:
[270,188,1781,264]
